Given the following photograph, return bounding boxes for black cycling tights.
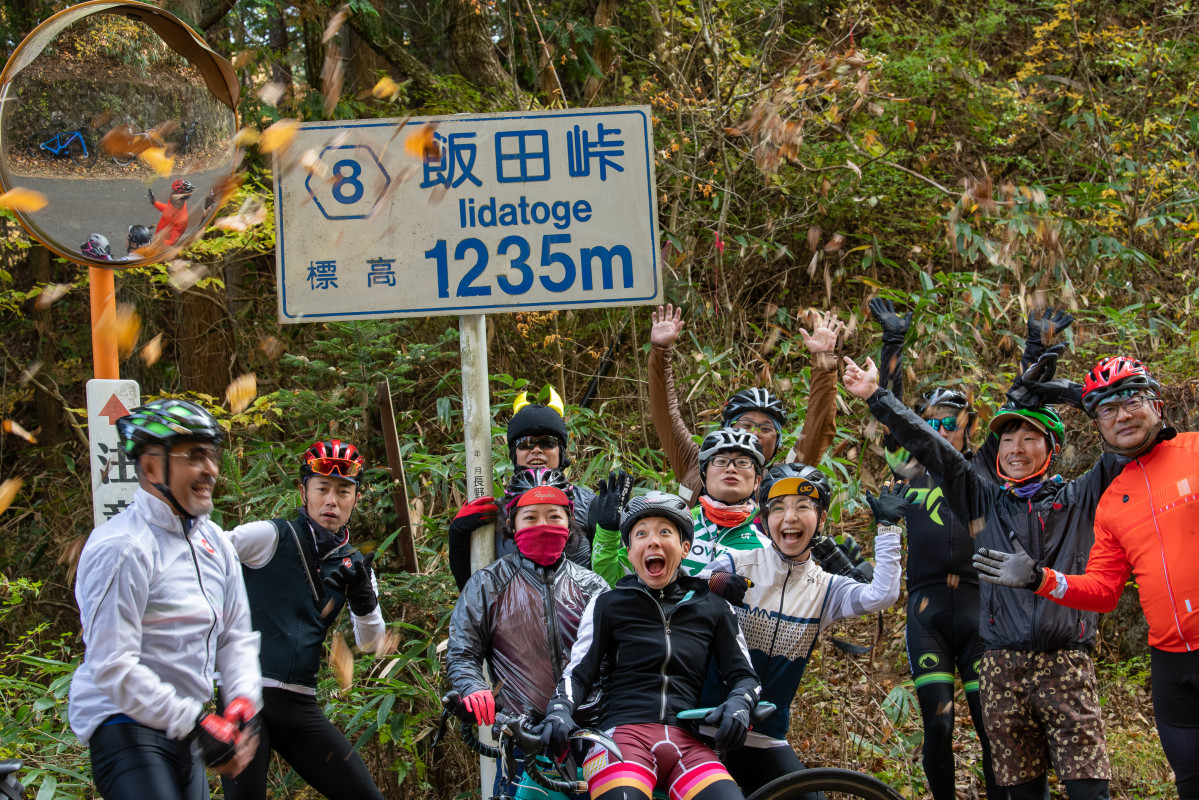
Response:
[1150,647,1199,799]
[90,719,207,800]
[1006,776,1109,800]
[722,744,821,799]
[221,688,383,800]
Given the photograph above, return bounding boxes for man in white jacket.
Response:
[69,399,262,800]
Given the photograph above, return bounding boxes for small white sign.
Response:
[86,379,141,528]
[274,106,661,322]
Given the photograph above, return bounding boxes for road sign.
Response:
[275,106,661,322]
[86,379,141,528]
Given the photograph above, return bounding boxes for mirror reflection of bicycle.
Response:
[27,124,98,166]
[108,120,199,166]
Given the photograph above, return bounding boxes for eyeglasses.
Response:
[767,498,818,515]
[926,416,959,432]
[731,420,774,436]
[170,443,221,467]
[709,456,756,470]
[1095,395,1151,422]
[307,457,362,478]
[514,436,560,451]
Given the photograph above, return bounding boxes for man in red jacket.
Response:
[974,356,1198,800]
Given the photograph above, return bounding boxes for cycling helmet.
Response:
[171,179,195,195]
[1081,356,1160,417]
[915,386,977,433]
[300,439,365,487]
[507,389,570,467]
[987,403,1065,448]
[81,233,111,260]
[620,490,694,547]
[721,388,788,431]
[117,398,224,459]
[128,225,153,247]
[502,467,574,517]
[758,463,831,513]
[698,428,766,474]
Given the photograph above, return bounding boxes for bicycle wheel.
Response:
[29,129,55,160]
[69,135,99,166]
[746,767,904,800]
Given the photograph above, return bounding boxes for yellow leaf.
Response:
[115,304,141,358]
[330,634,353,692]
[404,123,440,162]
[0,188,48,212]
[259,119,299,154]
[141,333,163,366]
[226,373,257,414]
[3,420,36,443]
[34,283,71,310]
[213,199,267,232]
[233,127,260,147]
[140,146,175,176]
[372,76,401,101]
[0,478,21,515]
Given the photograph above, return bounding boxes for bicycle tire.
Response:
[69,135,98,166]
[30,129,55,160]
[746,767,904,800]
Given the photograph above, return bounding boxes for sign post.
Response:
[86,379,141,528]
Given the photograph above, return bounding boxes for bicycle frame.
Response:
[38,130,88,158]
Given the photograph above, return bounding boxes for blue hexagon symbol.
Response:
[305,144,391,221]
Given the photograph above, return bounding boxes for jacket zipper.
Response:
[288,520,321,604]
[541,567,564,681]
[1027,503,1042,649]
[1136,461,1192,651]
[766,564,792,660]
[186,528,219,679]
[634,585,691,723]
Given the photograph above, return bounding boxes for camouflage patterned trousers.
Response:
[979,649,1112,786]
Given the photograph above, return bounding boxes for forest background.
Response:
[0,0,1196,797]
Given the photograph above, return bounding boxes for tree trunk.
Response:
[301,4,328,90]
[346,9,438,101]
[583,0,618,103]
[176,286,233,397]
[269,3,294,87]
[28,245,65,448]
[342,24,386,97]
[447,0,513,89]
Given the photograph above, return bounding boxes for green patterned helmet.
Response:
[117,399,224,459]
[987,403,1066,449]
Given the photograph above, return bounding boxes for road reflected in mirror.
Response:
[0,8,237,265]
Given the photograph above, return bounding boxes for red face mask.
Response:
[514,524,570,566]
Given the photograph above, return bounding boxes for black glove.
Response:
[148,187,156,205]
[192,711,239,767]
[868,298,912,346]
[973,536,1043,590]
[593,470,635,532]
[1006,343,1066,408]
[1027,307,1074,347]
[707,572,751,606]
[541,699,578,759]
[1020,378,1084,410]
[864,481,914,526]
[703,691,754,751]
[323,553,377,616]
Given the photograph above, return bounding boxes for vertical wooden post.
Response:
[376,379,419,573]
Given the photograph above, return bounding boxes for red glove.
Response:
[462,690,496,726]
[193,711,240,766]
[223,696,260,739]
[455,496,498,524]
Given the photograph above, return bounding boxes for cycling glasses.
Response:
[709,455,756,470]
[514,435,560,451]
[731,419,775,436]
[1095,394,1151,422]
[926,415,960,432]
[307,457,362,478]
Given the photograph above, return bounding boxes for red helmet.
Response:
[300,439,365,486]
[1081,356,1159,416]
[171,179,195,195]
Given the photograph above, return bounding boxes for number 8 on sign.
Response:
[304,144,391,221]
[332,160,364,204]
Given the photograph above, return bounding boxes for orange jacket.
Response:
[1037,432,1199,652]
[153,200,189,246]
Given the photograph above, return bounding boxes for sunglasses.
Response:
[731,420,774,436]
[307,457,362,478]
[926,416,960,432]
[170,443,222,466]
[514,436,560,451]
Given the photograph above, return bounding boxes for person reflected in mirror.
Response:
[80,233,111,261]
[116,225,153,262]
[150,179,194,246]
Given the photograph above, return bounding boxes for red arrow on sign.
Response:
[98,394,130,425]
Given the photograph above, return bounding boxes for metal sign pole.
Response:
[459,312,497,795]
[89,267,119,380]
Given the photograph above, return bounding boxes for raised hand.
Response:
[867,298,912,346]
[799,309,846,354]
[650,304,685,348]
[593,470,635,531]
[864,481,915,526]
[1027,307,1075,346]
[842,356,880,399]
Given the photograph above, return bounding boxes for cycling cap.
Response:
[758,463,831,512]
[128,225,153,246]
[620,491,694,547]
[698,428,766,473]
[721,388,788,431]
[171,179,195,195]
[507,388,570,467]
[117,398,224,459]
[987,403,1066,448]
[503,468,574,516]
[300,439,364,487]
[81,233,111,259]
[1081,356,1160,417]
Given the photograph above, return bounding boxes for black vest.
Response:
[241,515,364,688]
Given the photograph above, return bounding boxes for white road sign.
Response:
[86,379,141,528]
[275,106,661,322]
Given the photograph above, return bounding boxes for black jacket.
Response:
[867,388,1126,651]
[447,551,609,718]
[554,573,759,731]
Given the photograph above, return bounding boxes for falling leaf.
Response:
[141,333,163,366]
[3,420,36,443]
[937,702,954,716]
[807,225,822,253]
[206,172,247,215]
[140,146,175,176]
[0,188,48,213]
[259,336,284,359]
[233,127,260,147]
[0,478,21,516]
[231,50,254,69]
[372,76,401,101]
[322,50,344,115]
[373,628,401,658]
[323,5,349,42]
[34,283,71,309]
[330,634,353,692]
[100,123,149,159]
[846,160,862,178]
[823,233,845,252]
[259,119,299,155]
[257,81,287,107]
[213,198,267,232]
[226,373,257,414]
[404,123,440,162]
[946,572,960,589]
[168,260,206,291]
[18,362,41,387]
[918,597,930,613]
[301,149,332,180]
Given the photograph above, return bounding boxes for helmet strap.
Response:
[995,447,1055,488]
[1095,416,1166,459]
[154,452,197,528]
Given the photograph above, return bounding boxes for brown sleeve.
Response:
[648,342,703,504]
[787,351,838,466]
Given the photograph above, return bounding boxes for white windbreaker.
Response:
[68,488,262,744]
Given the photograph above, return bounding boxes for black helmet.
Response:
[722,388,788,430]
[915,387,977,433]
[698,428,766,474]
[507,390,570,468]
[758,462,831,513]
[117,398,224,459]
[128,225,153,247]
[502,467,574,523]
[620,490,693,547]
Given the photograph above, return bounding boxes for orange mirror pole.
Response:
[89,266,119,380]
